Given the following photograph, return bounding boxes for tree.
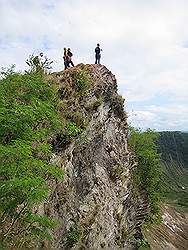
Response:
[129,127,162,224]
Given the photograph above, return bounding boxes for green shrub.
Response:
[66,122,83,137]
[67,226,81,247]
[26,54,53,73]
[56,122,83,148]
[64,111,87,129]
[130,236,151,249]
[129,127,162,225]
[0,68,63,248]
[74,69,90,93]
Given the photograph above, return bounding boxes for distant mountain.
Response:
[158,131,188,169]
[157,131,188,209]
[143,131,188,250]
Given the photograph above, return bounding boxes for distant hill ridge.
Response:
[157,131,188,209]
[144,131,188,250]
[158,131,188,169]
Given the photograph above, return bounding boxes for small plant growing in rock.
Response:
[65,111,87,129]
[74,68,90,93]
[130,236,151,250]
[121,227,128,239]
[66,122,83,137]
[91,97,103,111]
[67,226,82,247]
[53,122,83,149]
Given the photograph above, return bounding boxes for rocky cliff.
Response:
[42,64,149,249]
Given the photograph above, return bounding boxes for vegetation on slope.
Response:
[0,62,92,248]
[157,131,188,210]
[143,131,188,250]
[129,128,162,225]
[0,66,64,248]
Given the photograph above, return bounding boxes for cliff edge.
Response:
[43,64,149,249]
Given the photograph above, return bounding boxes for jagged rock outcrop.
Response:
[43,64,149,249]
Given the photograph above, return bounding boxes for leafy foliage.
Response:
[0,68,63,248]
[67,226,82,247]
[65,122,83,137]
[129,127,162,225]
[130,236,151,250]
[26,54,53,73]
[0,65,16,79]
[157,131,188,210]
[74,68,90,93]
[54,122,83,150]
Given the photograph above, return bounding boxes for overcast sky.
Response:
[0,0,188,131]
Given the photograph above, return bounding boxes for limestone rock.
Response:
[45,64,148,249]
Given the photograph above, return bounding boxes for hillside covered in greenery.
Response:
[143,131,188,250]
[0,67,65,248]
[157,131,188,210]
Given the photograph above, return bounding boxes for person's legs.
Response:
[64,60,69,69]
[95,54,101,64]
[95,55,97,64]
[67,61,70,68]
[70,60,74,67]
[98,54,101,64]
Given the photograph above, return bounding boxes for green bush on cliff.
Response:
[0,67,63,248]
[74,68,90,93]
[129,127,162,225]
[26,54,53,73]
[67,226,82,247]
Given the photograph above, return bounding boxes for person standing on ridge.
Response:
[95,43,102,64]
[67,48,74,67]
[63,48,68,70]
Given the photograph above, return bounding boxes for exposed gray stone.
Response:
[44,64,149,249]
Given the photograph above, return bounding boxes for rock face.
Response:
[45,64,148,249]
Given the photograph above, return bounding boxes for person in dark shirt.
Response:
[95,43,102,64]
[63,48,68,70]
[67,48,74,67]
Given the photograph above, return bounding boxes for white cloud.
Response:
[128,104,188,131]
[0,0,188,130]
